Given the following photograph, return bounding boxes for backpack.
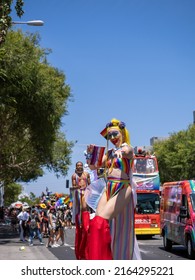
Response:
[30,215,37,229]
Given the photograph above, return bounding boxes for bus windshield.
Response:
[136,193,160,214]
[133,157,157,174]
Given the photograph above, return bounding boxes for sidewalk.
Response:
[0,223,58,260]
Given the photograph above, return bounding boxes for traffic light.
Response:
[66,179,69,188]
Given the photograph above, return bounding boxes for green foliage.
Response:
[0,30,74,186]
[15,0,24,17]
[29,192,36,201]
[153,125,195,183]
[4,182,22,206]
[47,132,74,177]
[20,192,39,206]
[0,0,24,44]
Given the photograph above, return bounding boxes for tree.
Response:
[0,30,74,185]
[19,192,40,206]
[4,182,22,206]
[0,0,24,44]
[29,192,36,202]
[153,124,195,183]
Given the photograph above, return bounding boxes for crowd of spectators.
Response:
[0,194,73,248]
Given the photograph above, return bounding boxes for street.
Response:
[0,224,188,260]
[48,228,188,260]
[137,235,187,260]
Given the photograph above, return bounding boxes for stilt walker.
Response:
[85,118,142,260]
[71,161,91,260]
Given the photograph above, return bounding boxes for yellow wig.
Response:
[100,118,130,145]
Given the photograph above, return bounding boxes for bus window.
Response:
[134,159,147,173]
[133,158,157,174]
[136,193,160,214]
[146,159,155,173]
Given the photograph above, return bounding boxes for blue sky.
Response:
[12,0,195,196]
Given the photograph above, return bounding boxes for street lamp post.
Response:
[12,20,44,26]
[1,19,44,45]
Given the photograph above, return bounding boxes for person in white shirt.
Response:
[17,207,30,242]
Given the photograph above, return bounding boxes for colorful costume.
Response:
[72,172,89,219]
[88,154,134,259]
[72,172,90,260]
[107,180,134,259]
[87,118,141,260]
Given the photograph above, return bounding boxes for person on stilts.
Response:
[71,161,91,260]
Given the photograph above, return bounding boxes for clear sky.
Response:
[12,0,195,197]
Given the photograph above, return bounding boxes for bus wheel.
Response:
[163,233,172,251]
[187,236,195,259]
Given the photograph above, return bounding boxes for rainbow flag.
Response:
[64,196,71,204]
[87,145,105,167]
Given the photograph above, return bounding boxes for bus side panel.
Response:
[161,181,191,246]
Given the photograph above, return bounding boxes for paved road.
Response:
[48,229,188,260]
[137,235,187,260]
[0,224,57,260]
[0,224,188,260]
[47,227,76,260]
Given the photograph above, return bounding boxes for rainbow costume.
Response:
[87,118,140,260]
[106,156,134,259]
[106,156,131,198]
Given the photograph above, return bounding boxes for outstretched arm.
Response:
[114,144,133,160]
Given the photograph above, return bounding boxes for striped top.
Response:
[107,157,130,176]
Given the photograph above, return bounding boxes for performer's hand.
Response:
[87,144,95,154]
[114,149,124,158]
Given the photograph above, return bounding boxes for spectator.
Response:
[17,207,30,242]
[39,208,49,237]
[55,207,66,246]
[28,209,44,246]
[46,206,59,248]
[65,205,72,229]
[9,208,18,232]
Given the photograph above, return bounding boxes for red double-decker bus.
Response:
[132,148,161,236]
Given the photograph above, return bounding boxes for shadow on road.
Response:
[159,245,189,259]
[136,235,160,240]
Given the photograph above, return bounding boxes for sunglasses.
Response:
[107,131,119,139]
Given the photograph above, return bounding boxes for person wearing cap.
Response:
[71,161,91,259]
[86,118,141,260]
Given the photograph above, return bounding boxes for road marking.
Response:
[139,248,150,254]
[64,243,75,250]
[138,241,160,246]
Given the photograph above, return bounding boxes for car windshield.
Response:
[190,193,195,212]
[136,193,160,214]
[133,158,157,174]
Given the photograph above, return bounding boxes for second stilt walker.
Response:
[71,161,91,260]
